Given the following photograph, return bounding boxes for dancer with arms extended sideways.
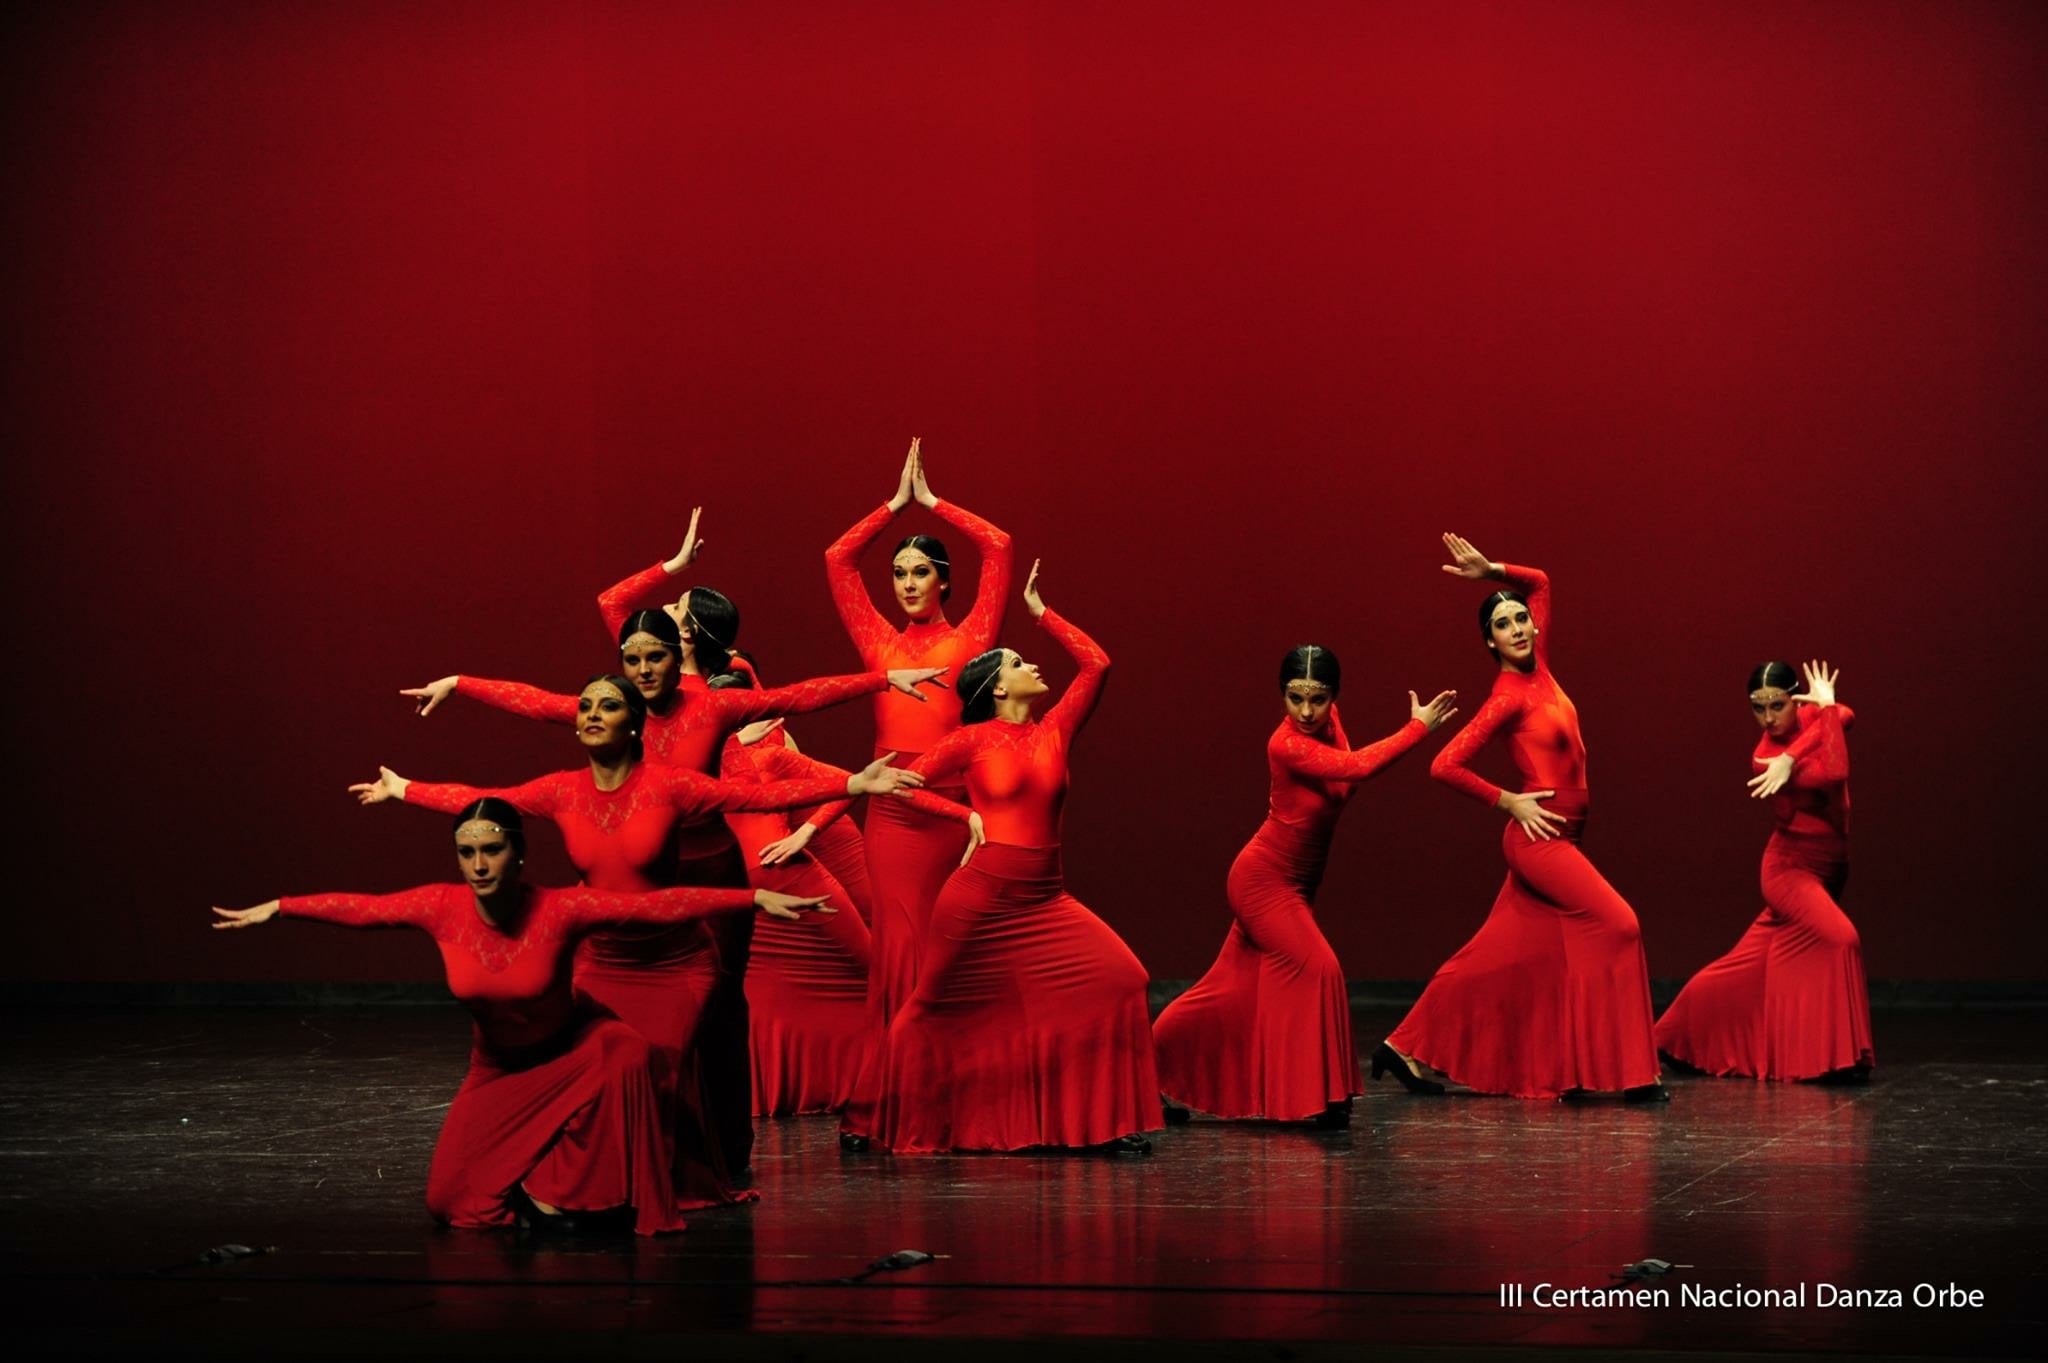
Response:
[853,561,1162,1154]
[1154,646,1456,1125]
[211,799,829,1235]
[1654,661,1872,1082]
[1378,534,1663,1101]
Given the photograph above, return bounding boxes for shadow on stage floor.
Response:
[1,1005,2041,1360]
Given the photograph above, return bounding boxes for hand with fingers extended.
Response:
[1799,659,1839,708]
[663,506,706,575]
[1498,788,1567,840]
[960,811,986,867]
[886,666,949,700]
[1439,532,1501,582]
[735,718,785,747]
[211,900,282,930]
[888,437,921,513]
[753,889,834,922]
[349,767,410,805]
[401,676,459,717]
[1747,753,1795,799]
[1022,558,1046,620]
[1410,688,1459,732]
[756,823,816,866]
[849,754,926,798]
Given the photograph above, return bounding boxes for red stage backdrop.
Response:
[4,1,2042,986]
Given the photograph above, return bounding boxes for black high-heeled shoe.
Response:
[1161,1101,1193,1126]
[1309,1099,1353,1129]
[1370,1042,1444,1095]
[1623,1082,1671,1103]
[839,1131,872,1152]
[1097,1134,1153,1156]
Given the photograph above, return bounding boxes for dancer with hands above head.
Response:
[1153,647,1457,1127]
[352,675,922,1197]
[212,799,831,1235]
[1655,661,1872,1082]
[1377,534,1663,1101]
[848,560,1163,1155]
[826,439,1014,1043]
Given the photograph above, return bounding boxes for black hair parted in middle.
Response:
[451,796,526,856]
[617,608,681,651]
[957,646,1008,725]
[582,672,647,760]
[1747,660,1803,694]
[895,534,953,601]
[1279,644,1342,694]
[681,586,740,677]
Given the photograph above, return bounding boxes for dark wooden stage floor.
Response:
[3,1005,2042,1361]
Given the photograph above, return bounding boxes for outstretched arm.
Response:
[1272,691,1456,782]
[553,882,832,931]
[214,885,450,932]
[705,667,946,729]
[399,674,579,725]
[350,768,565,818]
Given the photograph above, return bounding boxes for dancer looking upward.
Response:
[211,799,828,1235]
[1654,661,1872,1082]
[1379,534,1662,1101]
[1154,647,1456,1125]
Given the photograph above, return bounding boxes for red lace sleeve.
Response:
[707,671,889,726]
[1784,704,1852,783]
[553,884,757,931]
[280,885,450,930]
[754,742,856,830]
[455,675,578,725]
[1272,719,1429,782]
[1429,688,1522,806]
[402,772,569,818]
[597,560,676,642]
[1039,608,1111,741]
[648,765,852,821]
[825,503,897,665]
[902,730,977,822]
[1498,563,1551,666]
[932,499,1013,647]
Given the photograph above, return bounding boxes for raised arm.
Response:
[1441,533,1551,666]
[213,884,451,933]
[599,508,706,640]
[932,499,1013,646]
[1040,605,1111,742]
[824,502,898,660]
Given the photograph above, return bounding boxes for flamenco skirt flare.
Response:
[861,842,1163,1152]
[1654,832,1874,1080]
[1153,821,1356,1119]
[1388,794,1659,1098]
[426,1013,687,1236]
[745,854,874,1117]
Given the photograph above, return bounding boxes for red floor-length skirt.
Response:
[862,842,1163,1152]
[1153,821,1356,1119]
[426,1014,687,1236]
[809,818,875,924]
[746,853,875,1116]
[862,759,973,1024]
[1388,793,1658,1098]
[1653,831,1873,1080]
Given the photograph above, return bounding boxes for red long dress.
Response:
[402,763,848,1197]
[453,629,890,1174]
[826,499,1011,1029]
[278,881,761,1235]
[719,735,876,1116]
[1388,565,1659,1098]
[852,608,1161,1153]
[1654,704,1872,1079]
[1153,709,1430,1119]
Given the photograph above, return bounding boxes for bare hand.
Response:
[1748,753,1795,799]
[886,666,949,700]
[401,676,458,717]
[754,889,833,921]
[756,823,816,866]
[1022,558,1045,619]
[1439,532,1499,582]
[961,811,986,866]
[663,507,705,574]
[1410,688,1459,731]
[1500,789,1567,840]
[849,753,927,798]
[212,900,281,930]
[735,718,785,746]
[889,437,920,512]
[349,766,409,805]
[910,438,937,508]
[1799,659,1839,708]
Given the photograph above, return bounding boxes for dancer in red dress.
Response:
[826,440,1013,1035]
[397,553,944,1173]
[1379,534,1663,1101]
[211,799,828,1235]
[710,674,878,1117]
[1153,647,1456,1125]
[1654,661,1872,1081]
[354,676,919,1195]
[854,561,1162,1154]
